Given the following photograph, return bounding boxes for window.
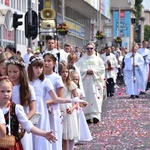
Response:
[22,31,26,45]
[105,19,111,24]
[17,30,21,44]
[104,28,112,37]
[11,0,15,9]
[22,0,26,12]
[17,0,21,11]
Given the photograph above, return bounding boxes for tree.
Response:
[144,25,150,41]
[134,0,143,24]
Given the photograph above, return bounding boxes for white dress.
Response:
[45,73,64,150]
[60,81,79,140]
[30,78,54,150]
[12,84,36,150]
[76,88,92,141]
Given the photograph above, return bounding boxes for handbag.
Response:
[30,112,41,125]
[0,107,15,148]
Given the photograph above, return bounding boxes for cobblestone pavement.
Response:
[75,86,150,150]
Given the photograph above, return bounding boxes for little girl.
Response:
[58,61,85,150]
[43,52,64,150]
[0,108,6,138]
[28,56,53,150]
[70,70,92,142]
[67,53,85,98]
[0,76,56,150]
[5,55,36,150]
[27,56,86,150]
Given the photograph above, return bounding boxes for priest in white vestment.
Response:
[75,42,105,124]
[124,44,145,98]
[137,40,150,93]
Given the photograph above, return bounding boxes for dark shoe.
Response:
[107,93,110,97]
[140,92,146,95]
[110,93,114,97]
[130,95,135,98]
[135,95,139,98]
[86,119,92,124]
[93,118,99,124]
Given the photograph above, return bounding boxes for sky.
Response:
[142,0,150,10]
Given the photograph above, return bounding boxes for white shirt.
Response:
[23,53,33,64]
[0,108,5,124]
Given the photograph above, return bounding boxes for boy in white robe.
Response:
[101,46,118,97]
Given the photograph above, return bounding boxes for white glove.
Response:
[71,97,86,103]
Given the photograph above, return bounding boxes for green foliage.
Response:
[134,0,143,24]
[144,25,150,41]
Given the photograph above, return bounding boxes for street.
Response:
[75,86,150,150]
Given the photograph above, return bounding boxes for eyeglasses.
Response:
[86,47,93,50]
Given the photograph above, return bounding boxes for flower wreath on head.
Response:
[29,57,43,64]
[42,51,57,60]
[4,59,26,68]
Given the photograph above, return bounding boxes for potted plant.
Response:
[57,23,69,36]
[115,36,122,43]
[96,31,105,40]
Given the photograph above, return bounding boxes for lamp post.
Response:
[117,0,121,47]
[99,0,101,31]
[118,0,121,37]
[61,0,65,48]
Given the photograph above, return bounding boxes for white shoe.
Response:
[114,85,120,88]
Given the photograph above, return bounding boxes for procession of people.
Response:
[0,39,150,150]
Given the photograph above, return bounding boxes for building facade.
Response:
[0,0,110,54]
[103,0,135,50]
[0,0,38,56]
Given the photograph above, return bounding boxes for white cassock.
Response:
[101,53,118,82]
[124,52,145,95]
[75,53,105,121]
[137,47,150,90]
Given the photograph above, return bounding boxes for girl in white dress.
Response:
[27,56,86,150]
[43,53,64,150]
[58,61,88,150]
[5,55,36,150]
[0,76,56,150]
[28,56,53,150]
[0,108,6,138]
[70,70,92,142]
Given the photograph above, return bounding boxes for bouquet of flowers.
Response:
[57,23,69,36]
[96,31,105,40]
[115,37,122,43]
